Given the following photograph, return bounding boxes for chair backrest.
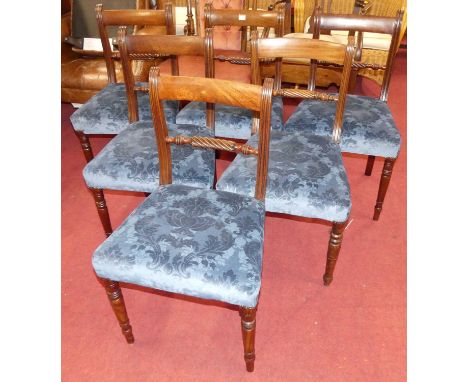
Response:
[149,67,274,201]
[71,0,147,39]
[251,31,355,143]
[204,2,285,51]
[96,2,175,84]
[311,7,404,101]
[117,28,215,123]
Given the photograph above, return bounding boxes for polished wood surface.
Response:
[96,3,174,84]
[240,306,257,372]
[101,279,135,344]
[323,221,347,286]
[205,7,283,28]
[373,158,395,220]
[204,2,285,52]
[254,36,346,63]
[90,188,113,237]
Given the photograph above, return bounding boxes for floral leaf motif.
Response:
[233,215,260,238]
[200,229,235,256]
[99,244,135,271]
[166,210,216,234]
[172,196,221,216]
[243,241,262,272]
[170,253,199,278]
[216,192,250,215]
[145,243,170,271]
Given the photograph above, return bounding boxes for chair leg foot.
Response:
[240,306,257,372]
[365,155,376,176]
[373,158,396,221]
[101,279,134,344]
[323,221,347,286]
[90,188,113,237]
[75,131,94,163]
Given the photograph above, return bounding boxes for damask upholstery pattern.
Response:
[217,131,351,222]
[284,95,401,158]
[175,97,284,139]
[92,184,265,307]
[70,83,179,135]
[83,122,215,192]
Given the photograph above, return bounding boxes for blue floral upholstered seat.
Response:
[92,184,265,307]
[70,83,179,135]
[217,130,351,223]
[175,97,284,139]
[284,94,401,159]
[83,121,215,193]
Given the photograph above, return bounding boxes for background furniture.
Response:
[265,0,407,88]
[61,0,167,103]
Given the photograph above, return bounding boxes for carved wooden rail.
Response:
[214,54,385,70]
[273,88,338,101]
[166,135,258,156]
[128,53,171,60]
[134,86,149,92]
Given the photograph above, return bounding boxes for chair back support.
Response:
[149,67,274,201]
[117,28,214,122]
[311,7,404,101]
[204,3,285,51]
[96,2,175,84]
[251,31,354,143]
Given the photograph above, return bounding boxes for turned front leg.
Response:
[323,221,347,286]
[239,306,257,372]
[90,188,113,237]
[365,155,376,176]
[373,158,396,221]
[75,131,94,162]
[101,279,134,344]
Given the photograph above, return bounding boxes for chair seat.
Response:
[175,97,284,139]
[284,95,401,158]
[70,83,179,135]
[92,184,265,307]
[83,122,215,192]
[217,131,351,223]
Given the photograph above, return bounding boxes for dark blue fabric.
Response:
[70,83,179,134]
[284,95,401,158]
[92,184,265,307]
[83,122,215,192]
[175,97,284,139]
[217,130,351,222]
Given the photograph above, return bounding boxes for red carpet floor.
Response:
[62,49,406,381]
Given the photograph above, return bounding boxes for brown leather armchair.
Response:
[61,0,166,103]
